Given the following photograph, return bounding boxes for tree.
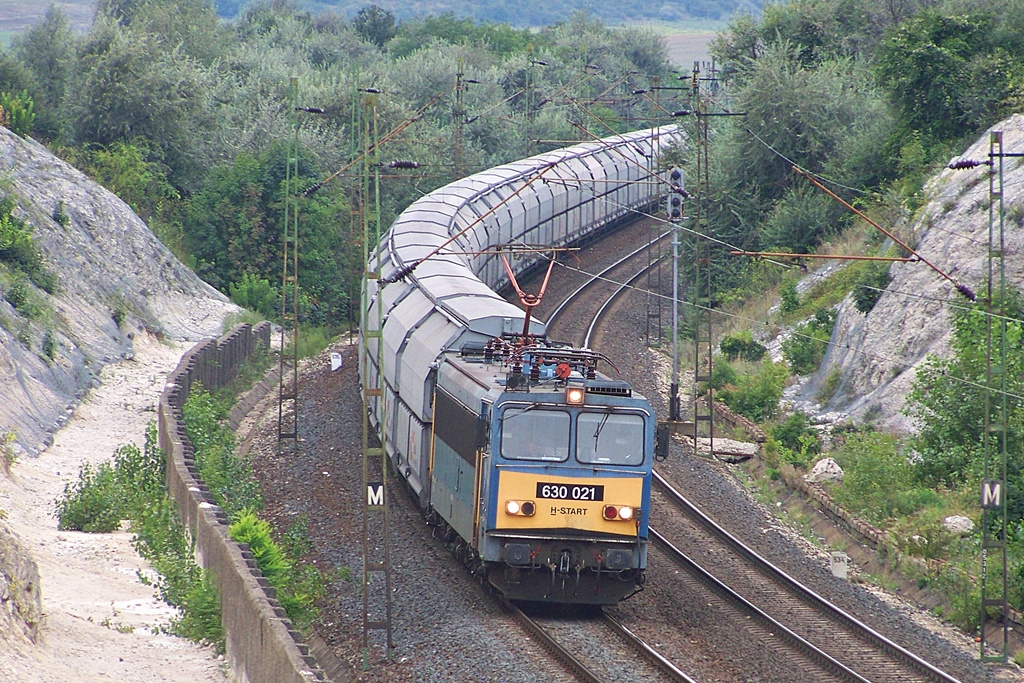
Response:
[183,143,352,326]
[13,5,75,139]
[875,11,998,144]
[353,5,396,48]
[66,17,222,189]
[905,297,1024,522]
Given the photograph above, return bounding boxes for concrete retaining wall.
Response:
[157,322,327,683]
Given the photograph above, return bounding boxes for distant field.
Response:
[662,31,718,69]
[1,3,722,69]
[0,0,94,43]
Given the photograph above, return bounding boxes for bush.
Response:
[782,308,836,375]
[41,329,56,359]
[0,90,35,137]
[52,201,70,227]
[717,358,788,422]
[852,261,891,314]
[183,386,262,517]
[831,432,931,526]
[772,411,820,454]
[710,358,737,389]
[719,330,766,362]
[54,425,225,651]
[55,461,122,532]
[229,510,323,627]
[780,279,800,314]
[228,272,279,319]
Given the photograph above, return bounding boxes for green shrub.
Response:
[831,432,933,525]
[719,330,766,362]
[4,276,43,318]
[183,386,262,517]
[778,433,820,470]
[816,365,842,404]
[782,308,836,375]
[772,411,820,454]
[55,461,122,532]
[55,425,225,651]
[52,201,70,227]
[710,357,737,389]
[0,197,57,294]
[852,261,891,314]
[41,329,56,359]
[229,272,279,319]
[780,279,800,314]
[229,510,323,627]
[2,431,18,473]
[717,359,788,422]
[0,90,35,137]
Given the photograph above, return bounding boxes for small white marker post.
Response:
[830,551,849,580]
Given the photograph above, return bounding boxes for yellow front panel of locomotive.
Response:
[495,470,642,537]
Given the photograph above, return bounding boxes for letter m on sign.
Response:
[981,480,1003,509]
[367,482,385,507]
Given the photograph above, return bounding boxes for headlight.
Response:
[603,505,637,521]
[505,500,536,516]
[566,387,585,405]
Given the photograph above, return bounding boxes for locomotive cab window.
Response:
[500,406,570,462]
[576,412,645,466]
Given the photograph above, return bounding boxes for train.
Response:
[360,126,681,604]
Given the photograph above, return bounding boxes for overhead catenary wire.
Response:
[792,167,977,302]
[545,254,1024,405]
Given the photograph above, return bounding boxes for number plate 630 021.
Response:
[535,482,605,501]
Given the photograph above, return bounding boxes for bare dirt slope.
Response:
[0,127,237,459]
[0,332,228,682]
[0,127,237,681]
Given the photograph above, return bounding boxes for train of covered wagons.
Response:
[360,125,682,604]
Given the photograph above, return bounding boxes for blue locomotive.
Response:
[361,127,679,603]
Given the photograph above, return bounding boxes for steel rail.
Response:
[653,470,963,683]
[650,528,872,683]
[601,611,700,683]
[502,599,605,683]
[583,253,663,350]
[545,230,670,332]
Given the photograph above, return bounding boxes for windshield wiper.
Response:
[593,411,611,449]
[500,403,541,423]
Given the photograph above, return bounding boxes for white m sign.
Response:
[367,482,385,507]
[981,480,1003,509]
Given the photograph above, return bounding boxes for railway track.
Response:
[504,599,698,683]
[545,229,963,682]
[652,471,962,683]
[545,228,669,348]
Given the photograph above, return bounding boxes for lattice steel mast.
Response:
[278,78,300,448]
[359,97,395,668]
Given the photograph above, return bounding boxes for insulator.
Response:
[388,160,420,169]
[301,181,323,197]
[586,365,596,380]
[672,110,692,117]
[955,282,977,302]
[948,159,987,170]
[530,363,540,381]
[382,262,416,285]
